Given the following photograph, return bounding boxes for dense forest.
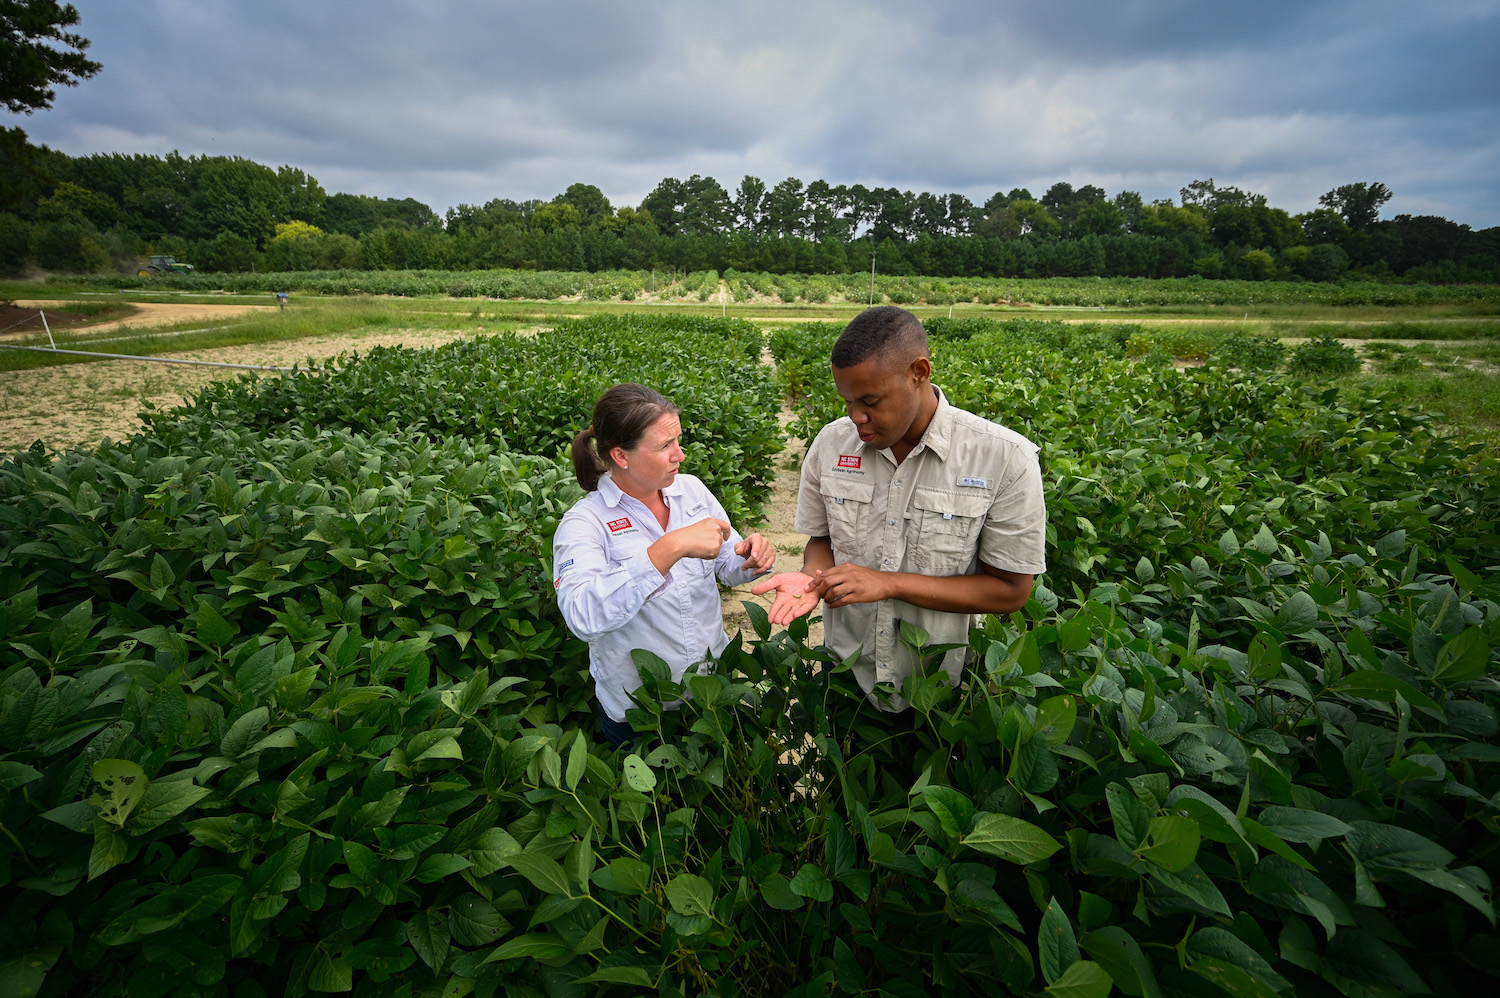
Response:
[2,131,1497,284]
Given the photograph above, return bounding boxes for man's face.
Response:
[831,354,930,452]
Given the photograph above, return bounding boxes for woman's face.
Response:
[613,412,683,493]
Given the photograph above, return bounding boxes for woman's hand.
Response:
[734,532,775,575]
[670,517,733,559]
[750,571,820,625]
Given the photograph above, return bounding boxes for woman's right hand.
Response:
[667,518,733,560]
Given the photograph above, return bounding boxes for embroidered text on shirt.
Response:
[958,476,989,488]
[607,518,633,532]
[838,455,862,469]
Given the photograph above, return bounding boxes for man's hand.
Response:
[750,571,820,625]
[734,532,775,575]
[809,563,896,608]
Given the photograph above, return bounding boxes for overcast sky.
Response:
[19,1,1500,228]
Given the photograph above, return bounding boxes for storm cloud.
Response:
[21,0,1500,226]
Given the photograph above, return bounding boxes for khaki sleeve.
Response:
[794,428,831,538]
[978,444,1048,574]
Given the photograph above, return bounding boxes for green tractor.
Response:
[136,254,195,278]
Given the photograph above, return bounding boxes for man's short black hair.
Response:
[831,306,929,370]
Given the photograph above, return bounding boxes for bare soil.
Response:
[8,300,276,338]
[0,312,478,454]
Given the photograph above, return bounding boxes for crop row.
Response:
[1,314,1497,996]
[52,267,1500,308]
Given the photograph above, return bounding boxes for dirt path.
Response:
[13,300,275,337]
[0,325,479,455]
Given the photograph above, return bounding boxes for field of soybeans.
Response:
[2,276,1499,997]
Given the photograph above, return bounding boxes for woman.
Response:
[552,383,775,745]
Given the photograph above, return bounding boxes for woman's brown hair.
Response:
[570,383,680,492]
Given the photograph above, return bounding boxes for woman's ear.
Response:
[608,445,628,468]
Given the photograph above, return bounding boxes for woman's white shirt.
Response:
[552,471,759,722]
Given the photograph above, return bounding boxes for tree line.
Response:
[2,138,1497,284]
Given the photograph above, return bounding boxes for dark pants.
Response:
[598,708,635,748]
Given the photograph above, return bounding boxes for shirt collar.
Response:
[598,471,686,509]
[895,385,952,462]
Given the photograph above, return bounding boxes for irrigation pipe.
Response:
[0,342,295,372]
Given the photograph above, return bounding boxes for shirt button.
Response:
[887,519,895,526]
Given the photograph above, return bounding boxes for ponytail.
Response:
[571,425,605,492]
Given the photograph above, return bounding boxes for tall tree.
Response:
[764,177,806,237]
[0,1,101,114]
[733,175,766,233]
[1319,182,1392,232]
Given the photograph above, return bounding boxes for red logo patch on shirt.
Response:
[607,517,633,533]
[837,455,862,469]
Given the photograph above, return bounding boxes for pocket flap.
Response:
[825,478,875,504]
[912,486,988,518]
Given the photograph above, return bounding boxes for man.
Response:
[752,306,1046,709]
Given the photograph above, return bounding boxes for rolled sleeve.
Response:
[553,515,667,641]
[793,429,832,537]
[978,447,1048,575]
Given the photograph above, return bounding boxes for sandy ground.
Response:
[0,324,479,455]
[12,300,276,336]
[718,406,824,646]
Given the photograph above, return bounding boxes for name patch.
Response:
[607,518,633,533]
[958,476,989,489]
[837,455,862,469]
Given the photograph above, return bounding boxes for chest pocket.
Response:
[822,478,874,558]
[909,486,989,575]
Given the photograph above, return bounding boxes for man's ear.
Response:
[909,356,932,385]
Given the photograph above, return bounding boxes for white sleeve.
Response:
[552,509,667,641]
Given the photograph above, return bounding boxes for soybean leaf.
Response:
[962,813,1062,865]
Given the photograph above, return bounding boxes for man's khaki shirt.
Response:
[794,387,1047,707]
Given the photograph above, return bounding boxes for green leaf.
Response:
[1045,960,1113,998]
[834,938,865,994]
[1255,807,1351,844]
[564,731,588,791]
[306,950,353,993]
[0,761,42,790]
[790,864,834,902]
[508,852,573,896]
[482,933,571,963]
[759,873,804,910]
[577,966,654,986]
[406,911,450,972]
[1374,529,1406,559]
[591,856,651,895]
[1345,821,1454,874]
[1433,626,1489,682]
[124,776,211,833]
[622,753,657,793]
[1275,591,1318,634]
[448,894,507,948]
[961,813,1062,865]
[665,873,715,916]
[1107,782,1152,851]
[88,817,128,881]
[1187,927,1290,992]
[1138,815,1200,873]
[1080,927,1163,998]
[90,759,147,828]
[1039,897,1080,985]
[1151,862,1232,917]
[741,599,771,642]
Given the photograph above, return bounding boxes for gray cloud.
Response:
[19,0,1499,226]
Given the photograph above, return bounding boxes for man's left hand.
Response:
[810,563,895,607]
